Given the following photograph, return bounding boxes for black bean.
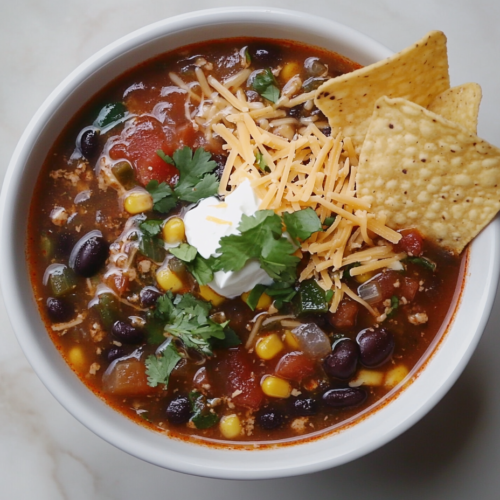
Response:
[357,327,395,367]
[105,347,127,363]
[166,395,192,425]
[140,287,161,308]
[322,387,367,409]
[256,408,285,430]
[248,43,283,66]
[323,339,359,380]
[70,231,109,277]
[111,320,145,344]
[289,397,319,416]
[46,297,74,323]
[288,105,303,118]
[80,128,100,159]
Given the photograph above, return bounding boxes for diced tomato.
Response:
[226,347,263,409]
[327,298,359,329]
[109,115,179,186]
[401,276,420,302]
[275,352,315,381]
[396,229,424,256]
[365,271,420,305]
[102,357,155,396]
[104,272,129,296]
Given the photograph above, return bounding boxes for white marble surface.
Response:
[2,1,500,498]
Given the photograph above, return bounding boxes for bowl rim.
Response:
[1,6,499,480]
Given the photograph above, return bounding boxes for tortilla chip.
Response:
[315,31,450,151]
[427,83,482,133]
[357,96,500,254]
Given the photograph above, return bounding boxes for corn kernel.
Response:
[355,271,375,284]
[156,267,183,292]
[68,346,85,370]
[261,375,292,398]
[281,62,301,82]
[384,365,409,388]
[284,330,300,350]
[349,369,383,387]
[241,291,272,310]
[199,285,225,306]
[219,414,242,439]
[163,217,185,245]
[256,333,284,360]
[123,191,153,214]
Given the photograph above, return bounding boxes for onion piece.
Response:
[357,280,382,304]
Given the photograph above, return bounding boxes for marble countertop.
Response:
[2,1,500,498]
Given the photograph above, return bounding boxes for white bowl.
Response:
[1,7,499,480]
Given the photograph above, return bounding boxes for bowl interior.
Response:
[1,7,499,480]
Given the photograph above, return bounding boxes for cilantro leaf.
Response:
[145,180,176,214]
[185,255,214,286]
[209,327,242,349]
[156,149,174,165]
[343,262,361,277]
[189,391,219,429]
[145,343,182,388]
[214,211,282,272]
[138,233,165,262]
[214,210,299,282]
[261,85,280,103]
[139,219,163,236]
[245,284,267,311]
[252,69,281,103]
[169,244,214,285]
[283,208,323,243]
[323,216,336,228]
[387,295,399,319]
[260,236,300,282]
[170,243,198,263]
[405,256,437,272]
[172,147,219,203]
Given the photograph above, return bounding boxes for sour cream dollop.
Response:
[183,180,273,298]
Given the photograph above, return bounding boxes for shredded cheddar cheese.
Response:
[164,71,404,315]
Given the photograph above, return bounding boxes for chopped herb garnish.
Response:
[153,292,233,356]
[344,262,362,277]
[156,149,174,165]
[93,102,127,128]
[169,243,198,263]
[283,208,323,244]
[245,283,267,311]
[213,210,299,283]
[405,256,437,272]
[252,69,281,103]
[325,289,334,303]
[387,295,399,319]
[169,243,214,285]
[189,391,219,429]
[138,220,166,262]
[146,146,219,214]
[266,281,297,309]
[145,342,182,389]
[323,216,336,228]
[145,180,177,214]
[255,151,271,173]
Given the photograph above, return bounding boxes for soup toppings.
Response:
[28,33,498,445]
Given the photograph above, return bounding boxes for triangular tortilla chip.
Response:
[315,31,450,151]
[427,83,482,133]
[357,96,500,254]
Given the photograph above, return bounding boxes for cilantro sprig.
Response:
[154,292,240,357]
[146,146,219,213]
[170,243,214,285]
[252,69,280,103]
[145,343,182,389]
[138,219,166,262]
